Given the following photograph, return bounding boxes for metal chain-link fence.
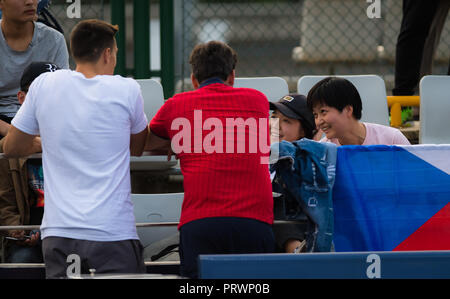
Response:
[178,0,450,93]
[46,0,108,68]
[45,0,449,94]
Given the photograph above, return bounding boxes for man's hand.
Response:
[8,230,40,247]
[166,148,178,161]
[3,126,38,158]
[31,136,42,154]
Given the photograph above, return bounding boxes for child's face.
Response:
[270,109,304,143]
[312,104,351,140]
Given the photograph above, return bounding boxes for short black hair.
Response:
[189,41,237,84]
[306,77,363,120]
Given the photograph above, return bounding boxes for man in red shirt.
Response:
[147,41,275,278]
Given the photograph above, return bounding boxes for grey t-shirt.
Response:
[0,20,69,117]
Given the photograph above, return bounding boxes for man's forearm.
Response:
[145,130,171,152]
[3,126,40,158]
[0,120,11,137]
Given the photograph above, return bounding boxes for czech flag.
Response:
[333,145,450,252]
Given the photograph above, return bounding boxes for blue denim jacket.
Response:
[270,139,337,252]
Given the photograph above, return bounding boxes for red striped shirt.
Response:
[150,83,273,229]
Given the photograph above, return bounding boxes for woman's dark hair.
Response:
[301,119,316,140]
[189,41,237,84]
[306,77,363,120]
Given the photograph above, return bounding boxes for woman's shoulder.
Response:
[364,122,401,133]
[364,122,410,145]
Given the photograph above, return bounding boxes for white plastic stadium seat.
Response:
[136,79,165,121]
[132,79,177,170]
[132,193,183,248]
[234,77,290,102]
[297,75,390,126]
[419,76,450,144]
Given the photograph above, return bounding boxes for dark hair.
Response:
[306,77,363,120]
[70,19,118,63]
[189,41,237,84]
[301,120,316,140]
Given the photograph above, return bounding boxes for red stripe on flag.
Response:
[394,203,450,251]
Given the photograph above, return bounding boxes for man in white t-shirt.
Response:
[306,77,411,146]
[3,19,148,278]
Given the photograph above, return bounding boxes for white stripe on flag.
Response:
[402,145,450,175]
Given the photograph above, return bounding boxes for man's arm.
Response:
[3,126,41,158]
[130,128,149,157]
[145,129,171,152]
[0,119,11,137]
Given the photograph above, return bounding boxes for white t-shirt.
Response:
[321,122,411,146]
[12,70,148,241]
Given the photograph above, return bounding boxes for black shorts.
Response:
[42,237,146,279]
[179,217,275,279]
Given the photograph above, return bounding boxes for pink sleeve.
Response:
[393,129,411,145]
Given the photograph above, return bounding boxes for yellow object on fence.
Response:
[387,96,421,127]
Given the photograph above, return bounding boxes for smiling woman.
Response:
[306,77,411,146]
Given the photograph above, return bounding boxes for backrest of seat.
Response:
[420,76,450,144]
[136,79,165,121]
[132,193,183,248]
[234,77,289,102]
[133,80,178,171]
[297,75,390,126]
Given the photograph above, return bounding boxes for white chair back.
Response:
[132,193,183,248]
[234,77,290,102]
[297,75,390,126]
[133,79,177,170]
[419,76,450,144]
[136,79,165,121]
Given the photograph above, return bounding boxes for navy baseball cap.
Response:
[269,94,316,133]
[20,62,60,92]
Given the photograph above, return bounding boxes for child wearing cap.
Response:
[270,94,320,144]
[269,94,319,254]
[0,61,59,263]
